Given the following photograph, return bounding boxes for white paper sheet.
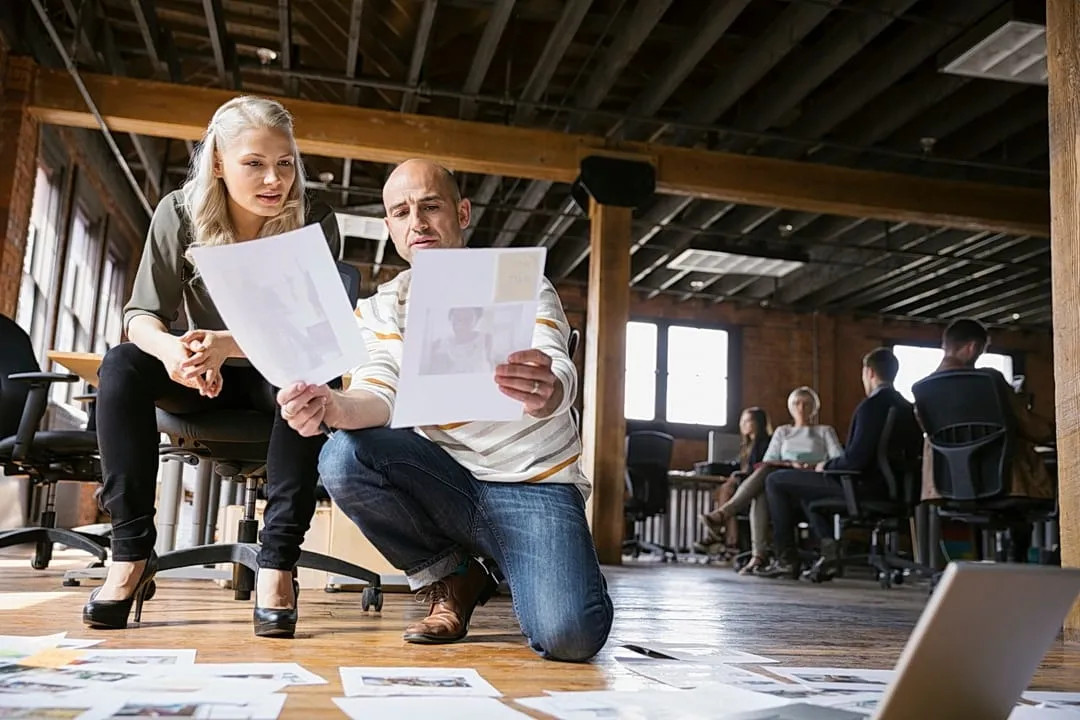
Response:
[67,649,197,666]
[614,658,776,690]
[0,591,75,611]
[91,690,287,719]
[804,692,883,714]
[1024,693,1080,710]
[723,703,868,719]
[617,641,777,665]
[0,692,125,720]
[334,696,529,720]
[189,223,369,388]
[0,633,67,661]
[1010,708,1080,719]
[340,666,501,697]
[391,247,545,428]
[766,667,895,692]
[170,662,326,686]
[519,685,791,720]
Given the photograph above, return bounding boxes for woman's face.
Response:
[216,127,296,219]
[789,394,815,424]
[739,412,756,437]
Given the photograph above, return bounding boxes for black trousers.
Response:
[765,469,845,556]
[95,342,324,569]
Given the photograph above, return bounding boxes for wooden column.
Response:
[0,54,39,318]
[1047,0,1080,639]
[582,197,631,565]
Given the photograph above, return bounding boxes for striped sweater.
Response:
[346,270,589,497]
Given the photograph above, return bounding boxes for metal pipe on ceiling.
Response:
[29,0,153,217]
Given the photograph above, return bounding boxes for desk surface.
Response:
[47,351,103,386]
[667,471,730,486]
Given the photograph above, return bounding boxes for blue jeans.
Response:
[318,427,614,662]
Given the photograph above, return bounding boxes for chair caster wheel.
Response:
[62,578,81,587]
[361,587,383,612]
[32,541,53,570]
[324,586,340,593]
[892,569,905,586]
[878,571,892,589]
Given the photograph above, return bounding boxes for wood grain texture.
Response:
[1048,0,1080,639]
[582,200,631,565]
[27,68,1050,237]
[2,550,1079,718]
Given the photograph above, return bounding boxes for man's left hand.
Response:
[495,349,562,418]
[814,460,827,472]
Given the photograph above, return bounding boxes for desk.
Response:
[46,351,103,386]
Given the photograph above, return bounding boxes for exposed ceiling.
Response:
[4,0,1051,328]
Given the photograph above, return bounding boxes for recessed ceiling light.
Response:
[1012,312,1021,320]
[778,223,795,237]
[689,280,706,290]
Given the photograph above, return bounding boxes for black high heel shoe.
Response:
[253,571,299,638]
[82,552,158,630]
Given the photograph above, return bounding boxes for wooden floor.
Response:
[2,549,1079,718]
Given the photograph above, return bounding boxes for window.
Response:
[625,322,658,420]
[624,320,734,429]
[893,344,1015,402]
[93,250,126,353]
[16,165,65,360]
[52,206,102,406]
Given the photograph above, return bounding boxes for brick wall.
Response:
[555,282,1055,470]
[0,50,39,318]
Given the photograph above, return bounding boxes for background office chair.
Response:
[913,369,1055,564]
[807,406,933,588]
[0,314,109,570]
[623,430,677,561]
[151,261,383,610]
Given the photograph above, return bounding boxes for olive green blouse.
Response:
[123,190,341,334]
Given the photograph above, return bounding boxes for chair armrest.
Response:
[73,393,97,404]
[822,469,862,518]
[8,372,79,384]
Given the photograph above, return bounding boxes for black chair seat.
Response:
[0,430,99,460]
[156,408,273,443]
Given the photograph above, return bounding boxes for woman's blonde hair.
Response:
[787,386,821,419]
[183,96,306,253]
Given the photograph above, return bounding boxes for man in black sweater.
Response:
[764,347,920,579]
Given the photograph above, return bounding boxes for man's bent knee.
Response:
[529,604,613,662]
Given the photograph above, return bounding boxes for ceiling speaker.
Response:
[570,155,656,211]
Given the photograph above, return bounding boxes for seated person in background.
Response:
[276,159,613,662]
[765,348,921,579]
[920,318,1055,504]
[695,407,772,561]
[701,387,842,575]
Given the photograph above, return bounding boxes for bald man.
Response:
[276,159,612,661]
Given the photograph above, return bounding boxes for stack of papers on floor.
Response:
[334,666,527,719]
[0,633,316,719]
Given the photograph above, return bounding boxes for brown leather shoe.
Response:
[403,559,497,644]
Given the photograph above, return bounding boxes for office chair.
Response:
[806,406,934,588]
[0,314,109,570]
[913,369,1055,565]
[148,261,383,610]
[622,430,677,561]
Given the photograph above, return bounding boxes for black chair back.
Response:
[912,369,1015,501]
[875,406,922,508]
[0,314,39,440]
[337,261,362,306]
[625,430,674,516]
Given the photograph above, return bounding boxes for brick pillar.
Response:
[0,53,39,319]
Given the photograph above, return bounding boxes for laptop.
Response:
[874,562,1080,720]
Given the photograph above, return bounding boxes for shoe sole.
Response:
[254,625,296,638]
[402,631,467,645]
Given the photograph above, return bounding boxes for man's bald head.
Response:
[382,158,471,264]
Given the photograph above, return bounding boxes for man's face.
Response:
[861,365,874,396]
[383,160,471,264]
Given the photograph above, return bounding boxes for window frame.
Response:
[625,316,741,439]
[886,338,1026,399]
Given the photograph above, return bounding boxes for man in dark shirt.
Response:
[764,347,920,579]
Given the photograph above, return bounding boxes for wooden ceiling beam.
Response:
[27,68,1050,237]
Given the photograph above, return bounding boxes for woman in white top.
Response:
[701,386,842,575]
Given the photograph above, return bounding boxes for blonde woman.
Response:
[84,97,339,637]
[701,386,842,575]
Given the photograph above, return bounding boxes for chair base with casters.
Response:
[0,368,110,571]
[621,517,678,562]
[153,408,385,611]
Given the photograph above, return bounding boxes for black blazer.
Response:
[824,386,919,481]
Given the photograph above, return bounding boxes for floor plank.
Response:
[2,550,1079,718]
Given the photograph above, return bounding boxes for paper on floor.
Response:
[335,696,529,720]
[0,591,76,611]
[65,648,197,666]
[0,633,67,661]
[1023,693,1080,711]
[0,692,125,720]
[617,641,778,665]
[518,684,791,719]
[766,667,895,692]
[391,247,545,428]
[189,223,369,388]
[170,662,326,686]
[614,657,776,690]
[91,690,287,719]
[723,703,868,719]
[340,666,501,697]
[1010,707,1080,719]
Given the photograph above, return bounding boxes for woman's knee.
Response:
[98,342,156,385]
